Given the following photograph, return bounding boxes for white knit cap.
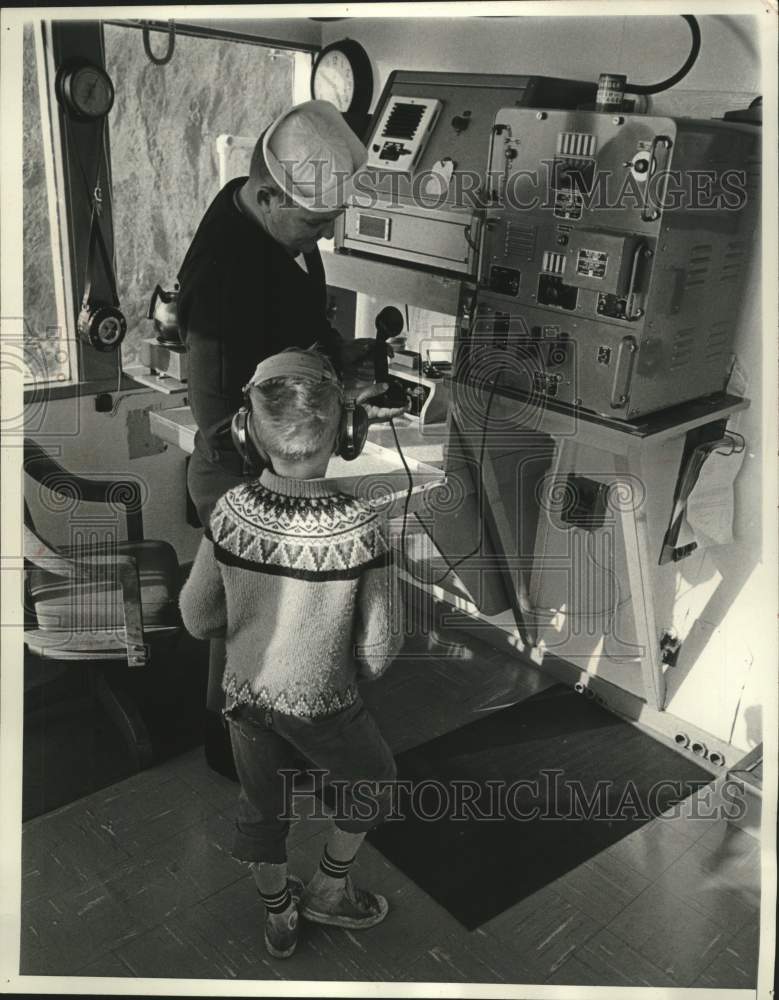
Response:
[263,100,368,212]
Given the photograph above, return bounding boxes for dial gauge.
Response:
[56,60,115,121]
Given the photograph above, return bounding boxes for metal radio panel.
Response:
[463,108,760,419]
[337,71,596,276]
[342,201,477,274]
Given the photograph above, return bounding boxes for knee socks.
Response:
[250,861,292,915]
[312,826,366,891]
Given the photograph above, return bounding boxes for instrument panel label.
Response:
[577,248,608,279]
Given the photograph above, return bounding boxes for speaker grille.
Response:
[704,320,731,361]
[382,102,426,140]
[684,244,713,288]
[557,132,596,157]
[542,250,566,275]
[505,222,537,259]
[720,241,747,283]
[669,328,695,371]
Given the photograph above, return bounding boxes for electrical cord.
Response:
[584,531,633,619]
[389,382,632,652]
[535,527,632,624]
[626,15,701,95]
[390,371,502,588]
[69,114,124,319]
[99,114,120,288]
[389,417,414,573]
[727,652,754,746]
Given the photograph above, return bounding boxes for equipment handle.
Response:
[609,336,637,409]
[640,135,672,222]
[624,242,648,320]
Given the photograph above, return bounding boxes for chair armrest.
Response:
[24,524,80,577]
[24,438,145,542]
[24,525,148,668]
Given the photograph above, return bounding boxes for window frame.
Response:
[24,19,133,402]
[24,18,316,403]
[29,21,74,390]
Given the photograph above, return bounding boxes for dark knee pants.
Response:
[225,698,397,864]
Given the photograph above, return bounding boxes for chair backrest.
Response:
[24,437,145,542]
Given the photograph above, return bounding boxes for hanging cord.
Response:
[626,15,701,95]
[83,201,121,309]
[583,531,633,621]
[73,118,121,310]
[727,652,754,746]
[100,115,120,292]
[536,529,632,623]
[390,371,502,588]
[96,27,120,287]
[389,417,414,573]
[143,20,176,66]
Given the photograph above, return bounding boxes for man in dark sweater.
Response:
[177,100,406,775]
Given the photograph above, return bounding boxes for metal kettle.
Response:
[147,283,181,345]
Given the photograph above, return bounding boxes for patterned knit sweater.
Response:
[179,469,402,719]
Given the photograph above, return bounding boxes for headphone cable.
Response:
[390,370,502,588]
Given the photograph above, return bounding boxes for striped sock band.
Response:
[260,886,292,914]
[319,846,356,880]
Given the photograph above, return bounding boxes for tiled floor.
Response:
[19,627,761,987]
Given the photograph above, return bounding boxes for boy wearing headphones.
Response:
[179,347,401,959]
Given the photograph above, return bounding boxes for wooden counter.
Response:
[148,406,446,519]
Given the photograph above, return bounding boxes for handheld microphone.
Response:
[372,306,407,408]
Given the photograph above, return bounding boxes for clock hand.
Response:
[318,71,339,90]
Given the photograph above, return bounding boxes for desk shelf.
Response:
[148,406,446,520]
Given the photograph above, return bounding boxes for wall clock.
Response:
[55,60,115,122]
[311,39,373,115]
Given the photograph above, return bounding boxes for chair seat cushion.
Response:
[28,540,180,631]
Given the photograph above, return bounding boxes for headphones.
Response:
[230,350,370,473]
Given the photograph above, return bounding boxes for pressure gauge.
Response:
[311,40,373,115]
[56,60,115,122]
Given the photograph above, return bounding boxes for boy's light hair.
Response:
[249,346,343,463]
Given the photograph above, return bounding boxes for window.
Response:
[22,23,72,386]
[102,23,311,370]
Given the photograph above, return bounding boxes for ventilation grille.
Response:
[505,222,537,259]
[382,102,426,140]
[704,320,731,361]
[557,132,596,157]
[720,241,747,283]
[542,251,566,275]
[684,244,713,289]
[669,328,695,371]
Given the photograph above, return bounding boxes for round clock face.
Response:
[312,49,355,112]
